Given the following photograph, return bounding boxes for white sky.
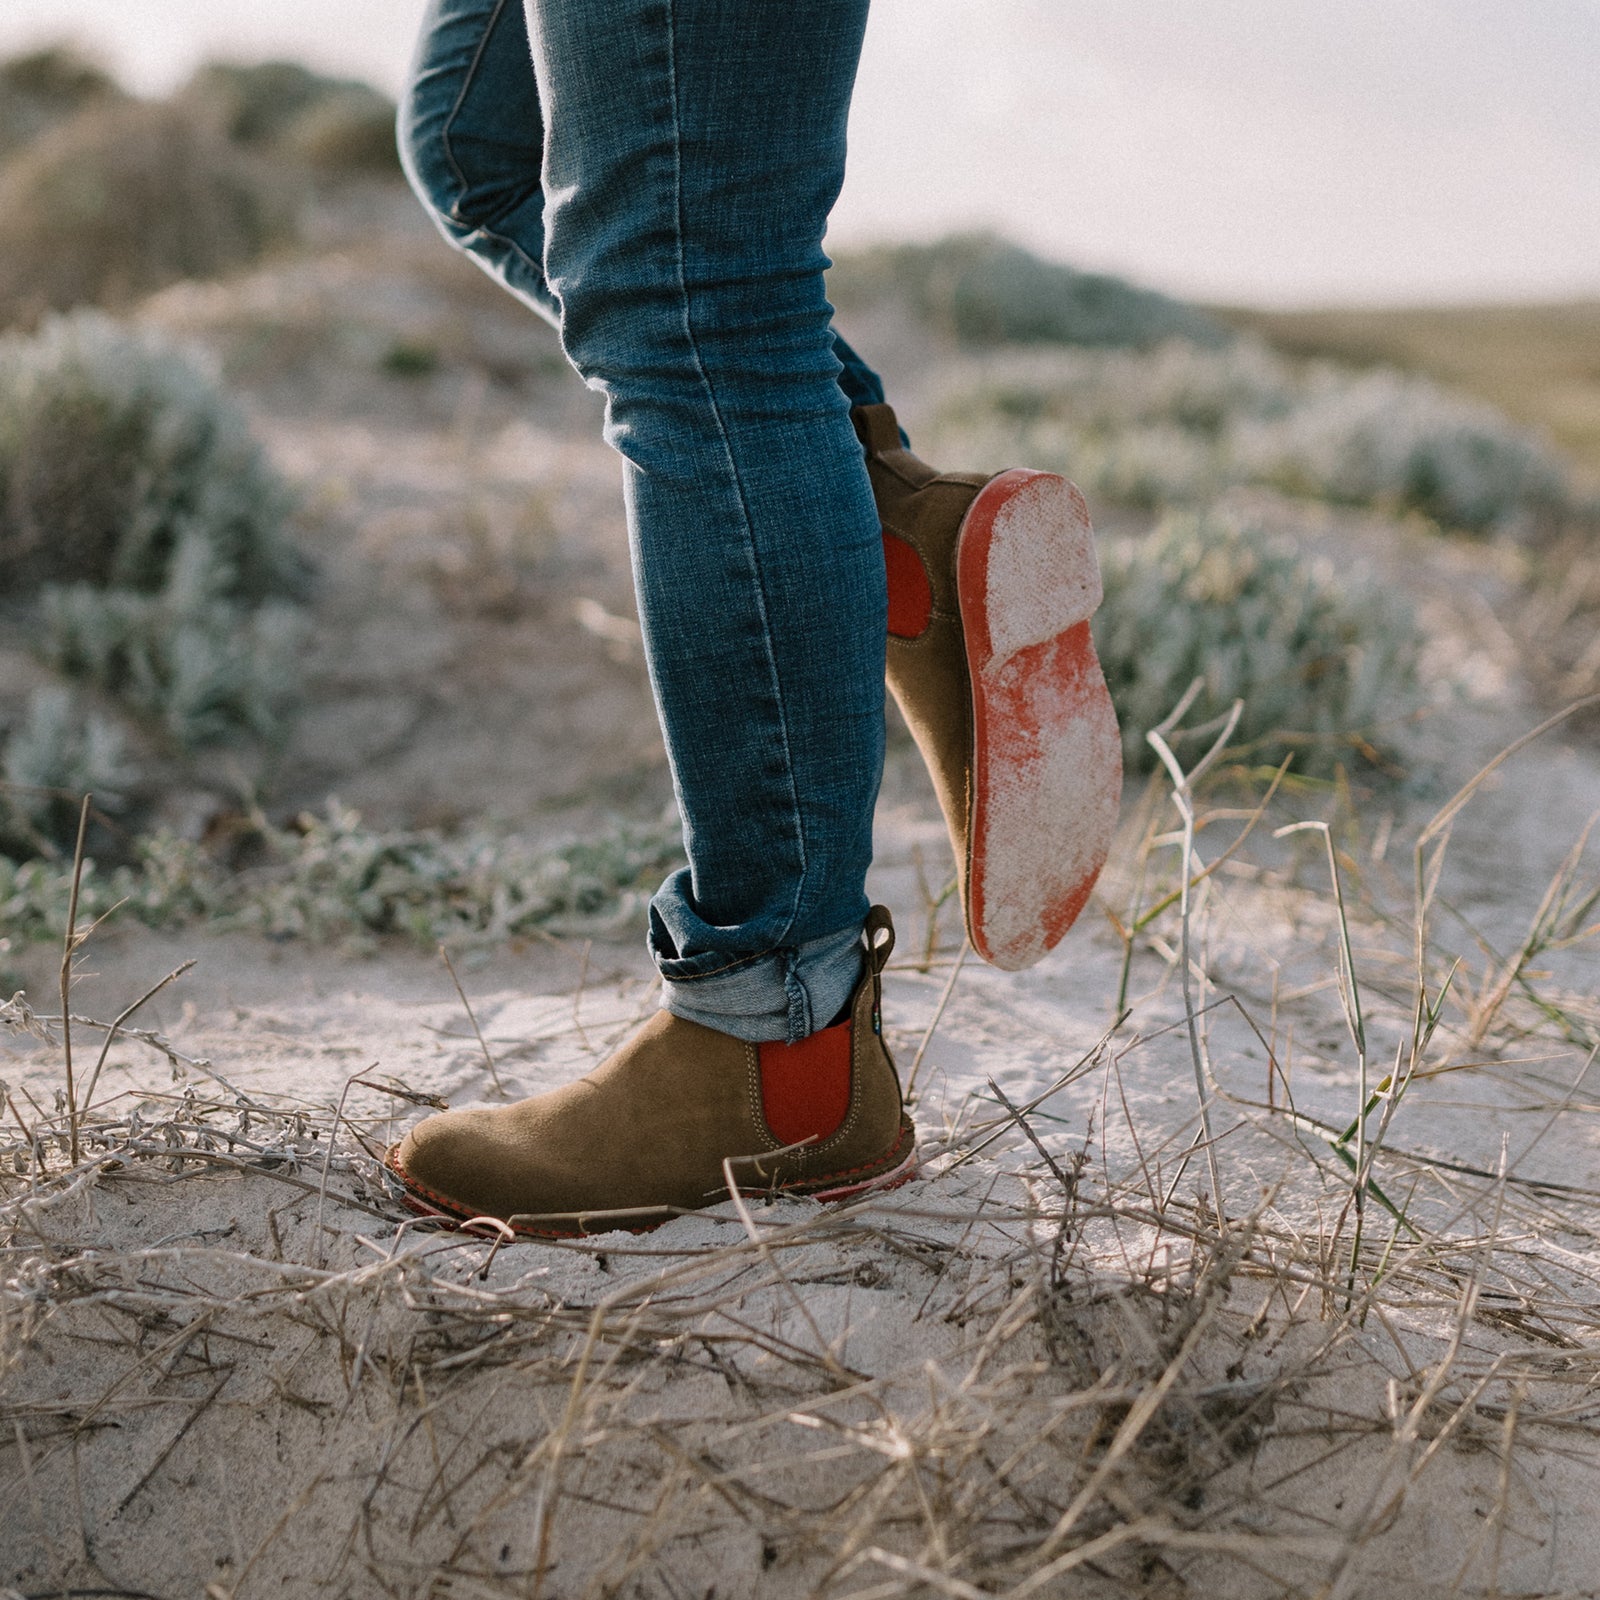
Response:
[4,0,1598,306]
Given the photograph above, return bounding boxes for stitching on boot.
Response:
[811,1082,860,1159]
[386,1148,494,1220]
[744,1042,786,1155]
[799,1116,915,1189]
[810,1015,890,1161]
[387,1120,915,1240]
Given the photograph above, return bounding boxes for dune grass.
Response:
[4,701,1599,1596]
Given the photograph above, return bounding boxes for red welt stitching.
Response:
[384,1118,917,1240]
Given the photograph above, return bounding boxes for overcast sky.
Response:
[4,0,1598,305]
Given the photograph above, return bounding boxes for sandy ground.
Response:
[4,193,1600,1597]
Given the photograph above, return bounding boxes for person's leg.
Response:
[831,331,890,412]
[401,0,887,1042]
[389,0,919,1227]
[397,0,1111,994]
[399,0,891,417]
[398,0,559,328]
[527,0,883,1043]
[384,0,1114,1236]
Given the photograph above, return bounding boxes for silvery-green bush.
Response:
[0,804,687,954]
[180,59,399,174]
[932,340,1573,536]
[40,577,304,748]
[1093,511,1423,776]
[229,804,682,948]
[1230,364,1571,533]
[0,44,123,159]
[0,686,132,853]
[0,311,298,595]
[0,312,306,748]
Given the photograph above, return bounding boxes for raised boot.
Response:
[854,402,1123,970]
[384,907,916,1236]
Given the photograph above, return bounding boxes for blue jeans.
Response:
[401,0,890,1043]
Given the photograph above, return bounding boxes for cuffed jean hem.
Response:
[661,922,865,1045]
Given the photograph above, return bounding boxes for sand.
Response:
[6,663,1600,1596]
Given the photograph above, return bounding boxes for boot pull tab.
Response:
[864,906,894,1032]
[864,905,895,975]
[851,404,903,457]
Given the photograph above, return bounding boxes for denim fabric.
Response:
[401,0,888,1041]
[656,912,863,1042]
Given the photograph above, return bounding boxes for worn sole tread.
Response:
[956,470,1123,970]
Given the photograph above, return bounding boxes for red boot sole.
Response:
[955,470,1122,970]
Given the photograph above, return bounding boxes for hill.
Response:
[1220,299,1600,483]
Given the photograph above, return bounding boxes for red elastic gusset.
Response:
[759,1020,852,1146]
[883,531,933,639]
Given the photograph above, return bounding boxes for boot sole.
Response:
[381,1115,919,1240]
[955,470,1123,970]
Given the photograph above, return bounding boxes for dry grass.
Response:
[4,109,1596,1599]
[4,703,1600,1596]
[1518,534,1600,730]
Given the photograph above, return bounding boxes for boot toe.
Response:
[391,1107,517,1222]
[382,958,915,1238]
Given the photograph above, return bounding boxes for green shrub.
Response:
[931,340,1576,535]
[39,579,304,747]
[1093,510,1423,776]
[180,60,399,174]
[0,44,123,158]
[0,311,301,597]
[0,99,290,321]
[181,60,350,145]
[0,686,132,854]
[0,805,687,953]
[0,312,307,746]
[232,806,683,948]
[381,339,441,378]
[1232,364,1573,534]
[829,233,1229,350]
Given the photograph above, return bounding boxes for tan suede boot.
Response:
[384,908,915,1236]
[854,403,1122,971]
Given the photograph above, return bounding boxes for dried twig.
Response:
[58,794,92,1167]
[1146,685,1242,1212]
[905,940,969,1106]
[438,943,505,1095]
[80,960,197,1114]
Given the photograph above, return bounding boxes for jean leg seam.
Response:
[430,0,551,312]
[460,220,551,296]
[782,953,811,1044]
[662,0,809,949]
[440,0,513,221]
